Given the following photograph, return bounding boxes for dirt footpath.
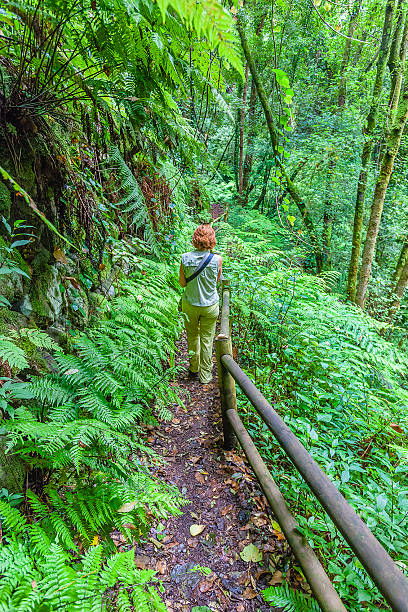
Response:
[133,337,298,611]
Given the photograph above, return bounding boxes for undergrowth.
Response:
[0,256,184,611]
[217,211,408,611]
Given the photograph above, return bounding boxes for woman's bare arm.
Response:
[217,256,223,281]
[179,263,186,287]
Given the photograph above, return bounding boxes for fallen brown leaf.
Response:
[220,504,233,516]
[243,586,257,599]
[53,247,68,264]
[238,572,249,586]
[134,555,149,569]
[199,579,213,593]
[269,570,283,586]
[239,524,250,531]
[256,569,272,580]
[252,514,267,527]
[390,422,404,434]
[65,276,81,290]
[122,523,136,530]
[195,471,205,484]
[155,559,166,574]
[162,535,173,543]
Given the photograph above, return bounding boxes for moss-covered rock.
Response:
[0,236,30,304]
[0,182,11,218]
[67,285,89,328]
[29,248,67,324]
[0,308,28,334]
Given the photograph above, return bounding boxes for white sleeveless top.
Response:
[181,250,220,307]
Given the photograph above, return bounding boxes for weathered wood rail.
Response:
[215,280,408,612]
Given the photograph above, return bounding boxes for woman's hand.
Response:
[179,263,186,287]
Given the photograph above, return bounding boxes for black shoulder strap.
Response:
[185,252,214,284]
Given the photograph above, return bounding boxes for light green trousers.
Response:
[182,299,219,383]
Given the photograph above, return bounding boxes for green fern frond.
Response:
[0,500,27,534]
[0,339,28,370]
[263,585,320,611]
[16,328,60,351]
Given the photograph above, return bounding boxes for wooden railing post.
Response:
[215,280,236,450]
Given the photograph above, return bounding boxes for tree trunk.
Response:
[236,13,323,273]
[322,156,336,269]
[241,16,265,203]
[355,83,408,307]
[242,77,257,201]
[377,5,407,169]
[337,0,362,108]
[233,103,241,193]
[387,0,407,123]
[393,235,408,282]
[387,258,408,320]
[253,165,271,211]
[347,0,396,301]
[238,63,250,199]
[353,32,367,65]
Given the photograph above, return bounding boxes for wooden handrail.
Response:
[215,281,408,612]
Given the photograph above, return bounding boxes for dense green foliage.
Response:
[217,211,408,609]
[0,256,184,610]
[1,0,408,609]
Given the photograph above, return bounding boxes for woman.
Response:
[179,224,222,384]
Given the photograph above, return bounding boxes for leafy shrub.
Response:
[0,540,166,612]
[219,214,408,610]
[0,257,184,610]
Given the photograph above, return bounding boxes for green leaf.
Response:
[0,266,30,279]
[0,340,28,370]
[376,493,387,512]
[341,469,350,483]
[1,216,11,234]
[357,589,372,602]
[10,239,31,248]
[240,543,262,563]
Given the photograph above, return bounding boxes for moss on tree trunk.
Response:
[355,84,408,307]
[387,258,408,320]
[236,13,323,273]
[347,0,395,301]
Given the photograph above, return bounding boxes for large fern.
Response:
[263,585,320,611]
[0,536,166,612]
[110,147,161,256]
[0,256,185,611]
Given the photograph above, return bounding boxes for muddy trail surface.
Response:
[132,337,307,611]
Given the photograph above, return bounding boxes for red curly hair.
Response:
[192,224,216,250]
